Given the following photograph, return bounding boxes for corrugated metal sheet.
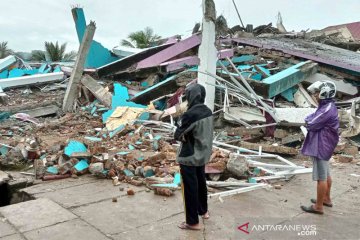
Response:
[323,21,360,41]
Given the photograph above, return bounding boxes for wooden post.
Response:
[62,21,96,112]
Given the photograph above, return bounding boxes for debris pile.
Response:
[1,5,359,200]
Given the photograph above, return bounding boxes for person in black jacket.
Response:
[175,83,213,230]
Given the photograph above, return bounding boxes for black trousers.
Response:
[180,164,208,225]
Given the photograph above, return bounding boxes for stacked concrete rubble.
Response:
[1,6,360,199]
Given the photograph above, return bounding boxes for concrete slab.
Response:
[73,191,183,235]
[112,214,202,240]
[0,234,25,240]
[24,219,109,240]
[33,181,143,208]
[0,218,16,238]
[0,198,77,233]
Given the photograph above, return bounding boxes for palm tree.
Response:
[0,41,13,58]
[31,41,77,62]
[121,27,161,49]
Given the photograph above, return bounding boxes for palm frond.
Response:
[63,51,77,61]
[0,41,13,58]
[31,50,46,61]
[121,27,162,49]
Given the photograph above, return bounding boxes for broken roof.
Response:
[323,21,360,41]
[233,37,360,76]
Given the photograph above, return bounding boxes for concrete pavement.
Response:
[0,161,359,240]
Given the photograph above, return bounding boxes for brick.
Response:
[344,145,358,156]
[338,154,354,163]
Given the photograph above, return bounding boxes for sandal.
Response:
[178,222,201,230]
[310,198,333,207]
[201,212,210,219]
[301,205,324,215]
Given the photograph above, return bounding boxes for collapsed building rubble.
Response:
[0,5,359,200]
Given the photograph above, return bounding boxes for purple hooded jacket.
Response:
[301,99,339,160]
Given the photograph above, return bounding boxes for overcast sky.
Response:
[1,0,359,53]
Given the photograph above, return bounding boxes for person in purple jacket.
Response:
[301,81,339,214]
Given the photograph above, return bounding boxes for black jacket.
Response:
[174,84,213,166]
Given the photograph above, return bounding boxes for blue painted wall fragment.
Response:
[280,87,297,102]
[54,66,62,72]
[72,8,119,68]
[74,159,89,172]
[24,69,39,75]
[251,73,262,81]
[257,65,271,76]
[102,83,146,123]
[0,112,10,122]
[46,166,59,175]
[64,140,87,157]
[0,70,8,79]
[232,55,257,63]
[143,168,155,177]
[151,173,181,188]
[261,61,318,98]
[8,69,25,78]
[123,169,134,177]
[0,146,8,156]
[38,64,47,73]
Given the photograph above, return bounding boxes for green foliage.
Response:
[31,41,77,62]
[121,27,161,49]
[0,41,13,58]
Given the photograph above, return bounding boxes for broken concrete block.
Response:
[81,75,112,108]
[143,166,155,178]
[64,140,87,157]
[334,141,346,153]
[238,141,299,155]
[343,145,358,156]
[89,162,104,174]
[226,154,248,177]
[274,129,288,139]
[338,154,354,163]
[281,134,304,145]
[73,160,89,174]
[46,166,59,175]
[154,188,174,197]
